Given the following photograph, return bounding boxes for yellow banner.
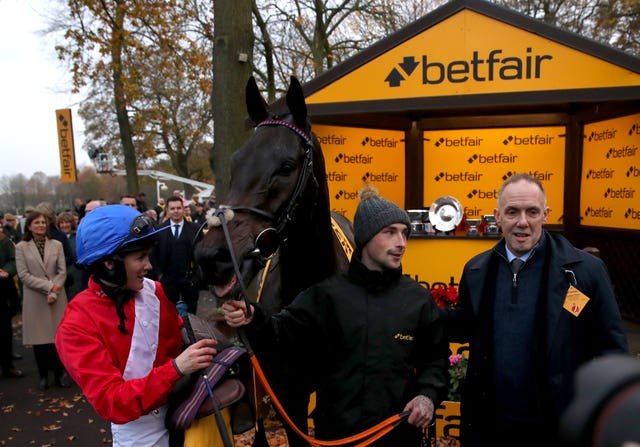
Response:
[423,126,565,224]
[315,125,405,221]
[307,10,640,104]
[55,109,77,183]
[403,237,496,290]
[581,113,640,230]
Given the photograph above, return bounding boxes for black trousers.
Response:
[0,300,15,373]
[33,343,64,380]
[0,278,18,374]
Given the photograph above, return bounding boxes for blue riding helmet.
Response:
[76,204,168,266]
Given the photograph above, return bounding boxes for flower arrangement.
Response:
[447,353,468,401]
[430,284,467,401]
[430,284,459,309]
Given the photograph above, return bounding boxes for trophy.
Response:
[466,219,481,237]
[428,196,463,235]
[482,214,499,236]
[407,209,428,234]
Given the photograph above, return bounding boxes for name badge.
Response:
[563,285,590,317]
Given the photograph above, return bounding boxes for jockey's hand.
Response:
[174,338,217,376]
[222,300,254,327]
[403,395,435,429]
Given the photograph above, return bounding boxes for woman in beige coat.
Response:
[16,211,69,390]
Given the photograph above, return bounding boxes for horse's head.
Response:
[195,76,329,301]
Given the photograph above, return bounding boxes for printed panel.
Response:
[307,10,640,104]
[581,113,640,230]
[55,109,77,183]
[423,126,566,224]
[315,125,406,221]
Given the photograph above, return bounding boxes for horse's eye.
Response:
[277,162,296,176]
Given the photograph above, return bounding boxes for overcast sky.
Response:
[0,0,92,178]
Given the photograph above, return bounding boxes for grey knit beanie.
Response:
[354,184,411,249]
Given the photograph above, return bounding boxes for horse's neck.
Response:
[278,201,335,302]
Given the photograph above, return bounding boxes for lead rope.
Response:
[243,216,406,446]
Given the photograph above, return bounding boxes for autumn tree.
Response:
[52,0,214,194]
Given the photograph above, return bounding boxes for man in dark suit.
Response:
[441,173,628,447]
[151,196,201,313]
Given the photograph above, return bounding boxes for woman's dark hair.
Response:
[57,211,77,231]
[22,211,50,241]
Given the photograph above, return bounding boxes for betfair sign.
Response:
[423,126,565,224]
[307,10,640,104]
[315,125,405,221]
[386,48,552,88]
[581,113,640,230]
[55,109,77,183]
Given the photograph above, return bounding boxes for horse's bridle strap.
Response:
[255,118,318,236]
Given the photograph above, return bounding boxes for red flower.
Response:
[430,285,459,309]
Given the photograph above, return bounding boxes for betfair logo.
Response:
[467,189,498,199]
[385,48,553,87]
[394,333,414,341]
[584,206,614,218]
[628,124,639,136]
[334,190,359,200]
[625,208,640,220]
[604,187,636,199]
[502,134,555,145]
[326,171,348,182]
[627,166,640,177]
[361,172,399,182]
[502,170,553,181]
[361,136,400,148]
[587,128,617,142]
[334,153,374,164]
[468,153,518,164]
[318,134,347,146]
[434,171,484,182]
[606,145,638,159]
[464,206,483,218]
[586,168,615,180]
[435,136,483,147]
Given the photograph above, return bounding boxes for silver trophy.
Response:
[466,219,481,237]
[482,214,499,235]
[428,196,463,234]
[407,209,429,234]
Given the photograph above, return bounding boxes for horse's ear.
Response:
[246,76,269,124]
[286,76,308,130]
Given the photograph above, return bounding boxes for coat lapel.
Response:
[544,233,583,356]
[28,240,47,275]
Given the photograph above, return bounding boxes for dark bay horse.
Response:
[194,76,354,446]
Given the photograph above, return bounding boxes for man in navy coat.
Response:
[442,173,628,447]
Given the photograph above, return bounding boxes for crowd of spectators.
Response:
[0,191,216,388]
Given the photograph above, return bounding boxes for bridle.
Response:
[202,118,319,315]
[248,118,318,237]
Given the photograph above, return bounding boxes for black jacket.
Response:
[443,231,628,446]
[248,255,448,446]
[151,220,200,285]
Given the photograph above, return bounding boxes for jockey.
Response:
[55,205,217,447]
